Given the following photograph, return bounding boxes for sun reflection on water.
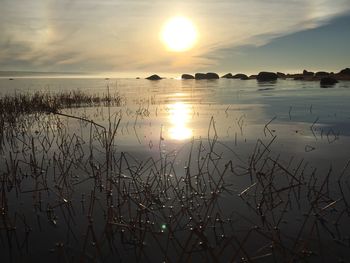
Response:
[168,102,193,140]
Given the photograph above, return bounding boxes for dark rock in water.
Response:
[195,73,207,79]
[181,74,195,79]
[9,78,14,80]
[206,72,219,79]
[136,77,140,79]
[256,72,278,82]
[233,73,248,80]
[221,73,233,78]
[303,70,314,76]
[287,73,306,80]
[335,68,350,80]
[222,73,248,80]
[249,75,257,79]
[195,72,219,80]
[315,71,329,78]
[320,77,338,87]
[338,68,350,75]
[146,74,162,80]
[293,76,304,80]
[277,72,286,78]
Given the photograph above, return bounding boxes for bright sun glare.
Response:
[168,102,193,140]
[161,16,197,52]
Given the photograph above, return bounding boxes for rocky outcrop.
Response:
[303,70,314,76]
[145,67,349,82]
[222,73,248,80]
[195,73,207,79]
[256,72,278,82]
[221,73,233,78]
[181,74,195,79]
[195,72,219,80]
[277,72,286,79]
[285,74,296,79]
[233,73,248,80]
[315,71,329,78]
[335,68,350,80]
[206,72,219,79]
[294,76,304,80]
[146,74,162,80]
[338,68,350,75]
[320,77,338,87]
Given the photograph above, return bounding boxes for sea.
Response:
[1,76,350,164]
[1,75,350,262]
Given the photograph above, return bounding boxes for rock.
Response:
[222,73,248,79]
[195,72,219,80]
[335,68,350,80]
[232,73,248,80]
[277,72,286,78]
[315,71,329,78]
[206,72,220,79]
[256,72,278,82]
[146,74,162,80]
[195,73,207,79]
[249,75,257,79]
[320,77,338,87]
[136,77,140,79]
[294,76,304,80]
[338,68,350,75]
[303,70,314,76]
[221,73,233,78]
[181,74,194,79]
[285,74,296,79]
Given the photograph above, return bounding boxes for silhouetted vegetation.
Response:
[0,90,123,123]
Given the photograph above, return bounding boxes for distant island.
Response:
[0,71,88,78]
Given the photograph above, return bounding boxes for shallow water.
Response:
[1,77,350,262]
[2,77,349,164]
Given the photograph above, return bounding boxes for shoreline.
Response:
[1,68,350,81]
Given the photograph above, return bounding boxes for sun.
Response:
[161,16,197,52]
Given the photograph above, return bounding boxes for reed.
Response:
[0,91,349,262]
[0,90,123,123]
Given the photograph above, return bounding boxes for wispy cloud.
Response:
[0,0,349,73]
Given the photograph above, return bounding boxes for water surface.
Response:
[1,77,350,262]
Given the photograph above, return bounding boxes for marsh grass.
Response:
[0,92,350,262]
[0,90,123,123]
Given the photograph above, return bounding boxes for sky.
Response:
[0,0,350,76]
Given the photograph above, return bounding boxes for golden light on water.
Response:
[168,102,193,140]
[161,16,197,52]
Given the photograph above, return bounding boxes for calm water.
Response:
[1,77,350,164]
[1,77,350,262]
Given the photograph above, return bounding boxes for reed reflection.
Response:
[168,102,193,140]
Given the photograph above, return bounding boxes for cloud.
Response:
[206,14,350,74]
[0,0,349,73]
